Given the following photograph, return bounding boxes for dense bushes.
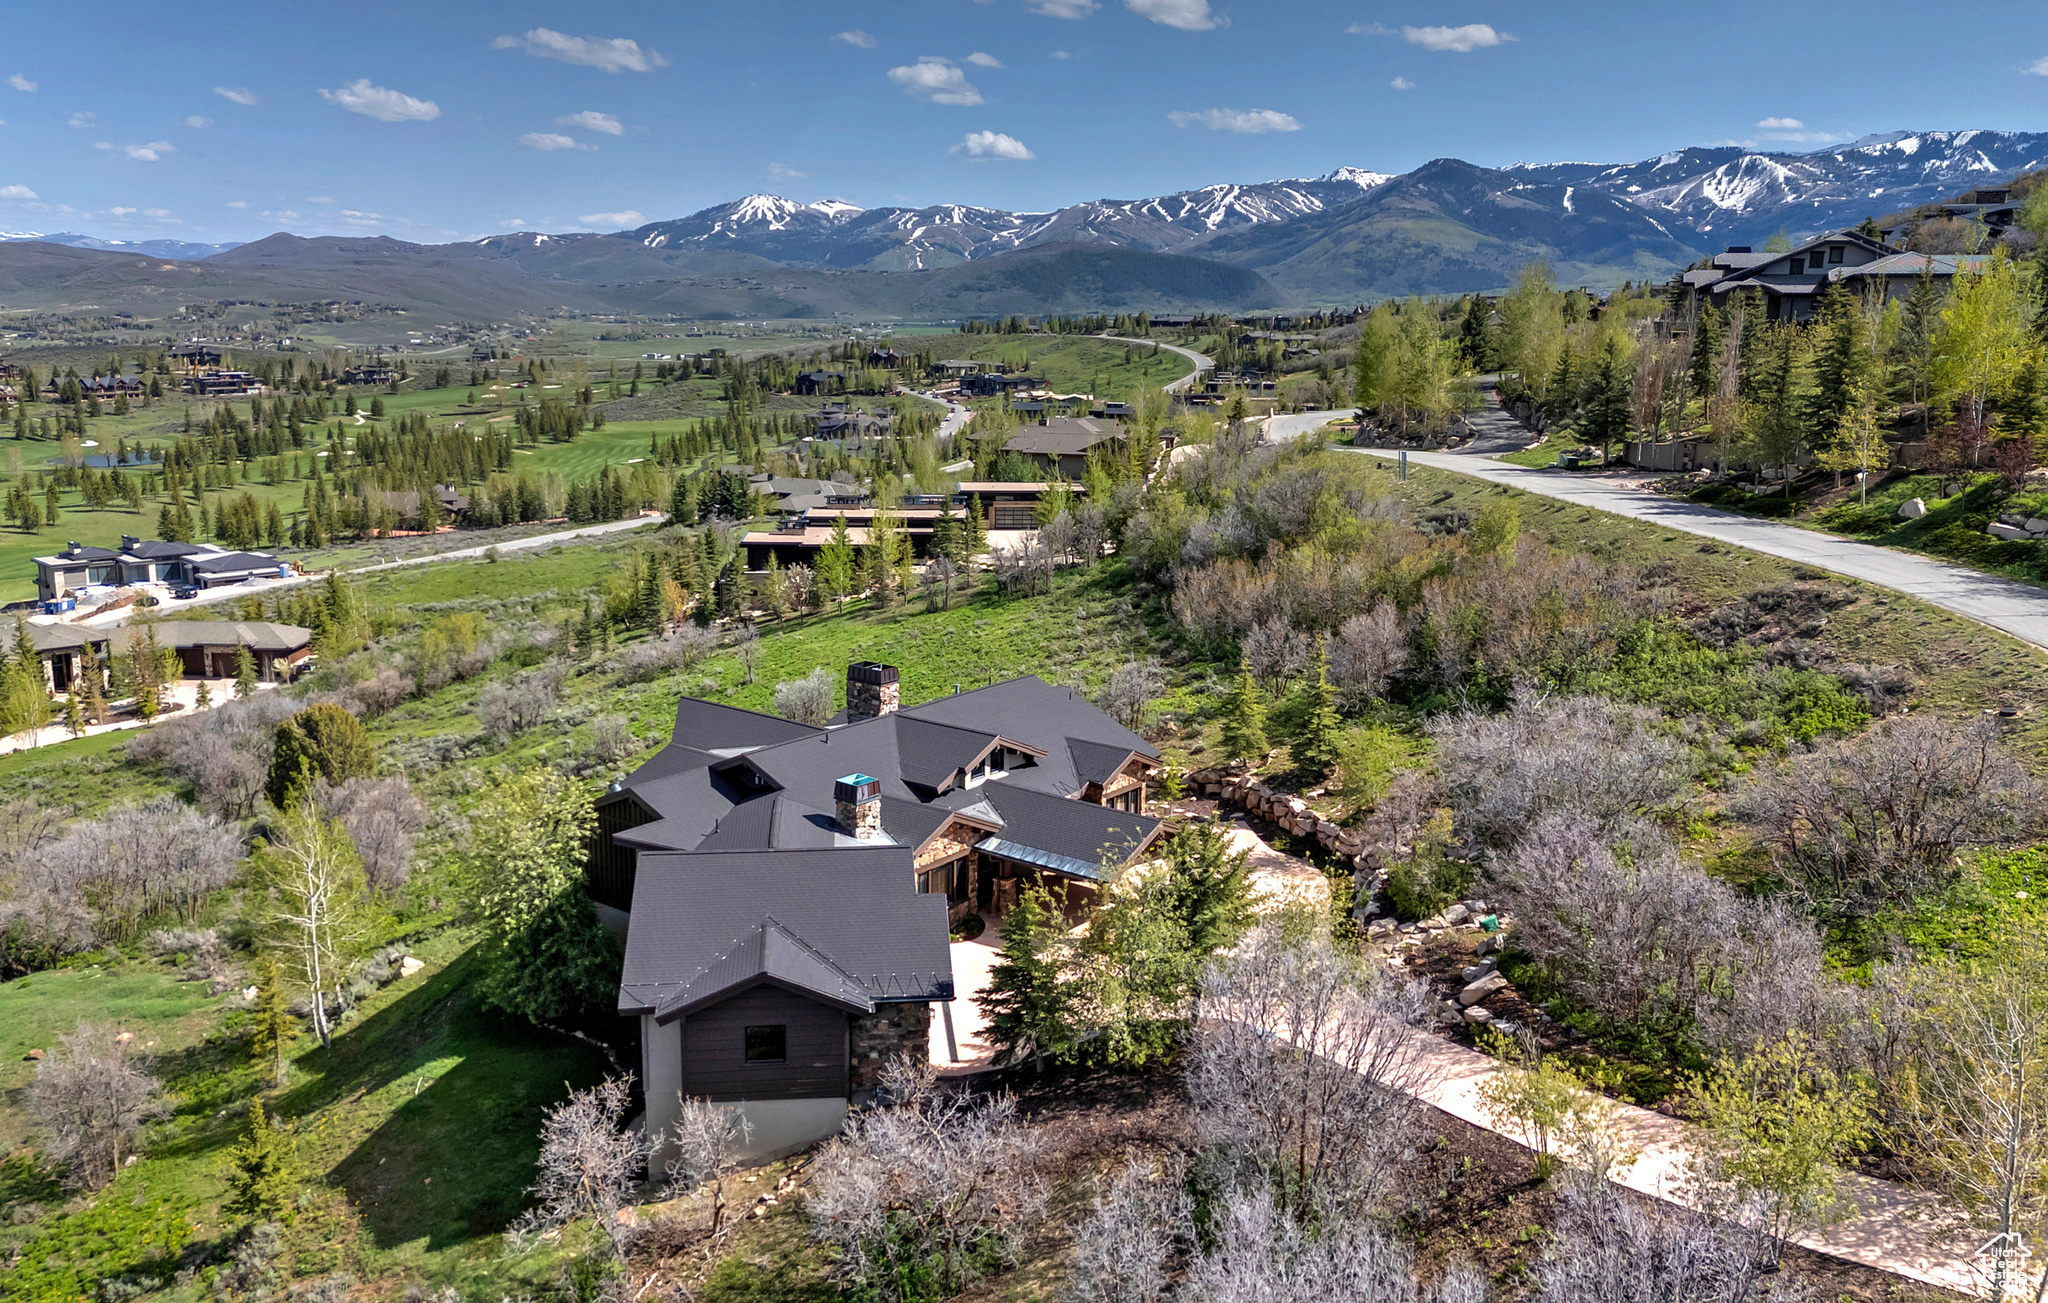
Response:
[265,703,375,809]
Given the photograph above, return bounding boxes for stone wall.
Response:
[849,1002,932,1094]
[1185,767,1379,878]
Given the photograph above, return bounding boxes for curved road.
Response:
[1099,335,1212,394]
[1345,447,2048,654]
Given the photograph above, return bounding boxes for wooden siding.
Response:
[589,796,656,912]
[679,985,850,1102]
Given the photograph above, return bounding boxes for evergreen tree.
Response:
[248,958,298,1088]
[1456,295,1495,370]
[1217,660,1269,764]
[1689,302,1726,404]
[77,640,107,724]
[981,886,1071,1065]
[224,1098,307,1224]
[965,493,987,558]
[1580,335,1635,459]
[233,644,258,699]
[1807,281,1878,443]
[817,513,855,608]
[1291,634,1343,778]
[1159,820,1256,959]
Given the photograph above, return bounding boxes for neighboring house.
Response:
[184,371,260,397]
[793,371,845,396]
[168,344,225,370]
[341,363,396,387]
[1685,228,1991,322]
[1002,418,1126,479]
[809,404,894,440]
[962,372,1039,398]
[34,536,286,602]
[953,482,1087,530]
[3,617,309,691]
[865,348,909,368]
[593,663,1163,1157]
[160,620,313,680]
[932,359,985,378]
[748,474,866,516]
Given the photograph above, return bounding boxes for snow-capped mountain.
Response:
[620,169,1392,271]
[1510,129,2048,247]
[0,230,240,259]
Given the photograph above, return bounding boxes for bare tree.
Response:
[1240,616,1309,690]
[1904,931,2048,1303]
[1094,661,1166,733]
[1739,715,2044,915]
[128,692,298,818]
[653,1094,754,1234]
[1041,510,1081,566]
[1328,602,1409,704]
[477,664,565,741]
[510,1075,644,1255]
[1431,694,1688,855]
[1188,923,1430,1222]
[314,776,427,893]
[30,1022,167,1189]
[1535,1183,1798,1303]
[346,666,417,716]
[772,667,836,726]
[252,804,369,1047]
[583,714,640,771]
[1068,1158,1189,1303]
[808,1055,1047,1302]
[730,624,761,686]
[608,625,719,683]
[1186,1187,1484,1303]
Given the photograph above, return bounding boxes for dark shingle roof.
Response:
[1067,737,1139,787]
[948,783,1161,881]
[655,918,875,1021]
[153,620,311,651]
[619,847,951,1014]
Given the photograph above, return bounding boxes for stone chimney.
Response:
[833,773,882,840]
[845,662,900,721]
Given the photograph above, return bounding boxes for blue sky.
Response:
[3,0,2046,245]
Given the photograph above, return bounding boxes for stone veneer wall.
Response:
[847,676,900,720]
[849,1003,933,1092]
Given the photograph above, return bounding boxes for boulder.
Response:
[1439,903,1471,927]
[2001,512,2029,526]
[1476,932,1507,957]
[1462,1006,1495,1025]
[2027,519,2048,534]
[1944,481,1963,498]
[25,1048,43,1060]
[1460,958,1499,983]
[1989,523,2033,541]
[1896,497,1928,519]
[1366,918,1396,939]
[399,956,426,977]
[1459,972,1509,1006]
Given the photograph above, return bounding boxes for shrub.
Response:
[608,626,718,684]
[509,1076,643,1257]
[476,664,565,742]
[29,1022,167,1190]
[1384,852,1473,923]
[128,692,298,818]
[313,776,426,892]
[1738,715,2044,916]
[772,667,835,726]
[266,703,375,810]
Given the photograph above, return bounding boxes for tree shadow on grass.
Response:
[282,946,613,1253]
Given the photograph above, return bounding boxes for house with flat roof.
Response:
[594,663,1161,1157]
[5,617,310,694]
[34,536,286,602]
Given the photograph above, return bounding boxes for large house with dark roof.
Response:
[34,536,287,603]
[591,661,1163,1158]
[1683,228,1992,322]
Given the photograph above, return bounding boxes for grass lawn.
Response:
[0,929,611,1300]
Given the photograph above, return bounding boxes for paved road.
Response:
[1264,408,1358,444]
[89,513,665,628]
[1451,377,1540,456]
[1345,447,2048,653]
[1099,335,1212,394]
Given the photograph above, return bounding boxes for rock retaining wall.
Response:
[1185,767,1380,879]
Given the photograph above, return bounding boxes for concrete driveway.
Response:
[1345,447,2048,655]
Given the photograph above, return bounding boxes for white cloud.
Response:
[887,58,983,105]
[2026,55,2048,76]
[951,130,1034,160]
[1028,0,1098,17]
[834,29,879,49]
[99,140,174,161]
[1757,116,1804,130]
[768,161,807,179]
[1050,49,1073,58]
[520,131,593,151]
[491,28,666,74]
[144,208,173,218]
[265,209,301,221]
[1167,107,1300,133]
[0,184,36,199]
[557,110,623,135]
[1390,76,1415,90]
[1125,0,1225,31]
[320,79,440,122]
[966,51,1003,67]
[214,86,258,105]
[68,111,94,128]
[580,210,645,227]
[226,200,249,208]
[308,196,334,203]
[7,74,34,92]
[109,206,136,216]
[1346,22,1393,35]
[185,115,213,128]
[1403,23,1513,52]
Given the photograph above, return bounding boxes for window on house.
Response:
[744,1024,787,1063]
[1787,256,1803,274]
[1829,246,1845,264]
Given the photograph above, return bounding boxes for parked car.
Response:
[171,585,200,600]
